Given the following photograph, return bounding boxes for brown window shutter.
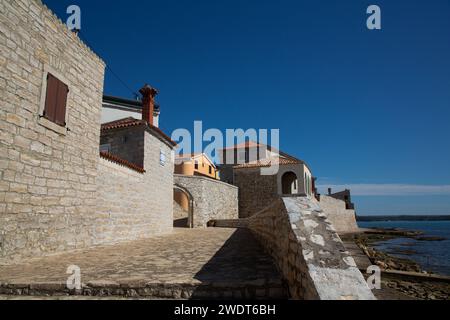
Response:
[44,73,68,127]
[44,73,59,123]
[55,80,68,126]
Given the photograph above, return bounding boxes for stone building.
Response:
[0,0,105,263]
[218,142,314,218]
[0,0,177,263]
[218,142,359,233]
[97,85,178,244]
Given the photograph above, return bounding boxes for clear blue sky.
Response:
[43,0,450,215]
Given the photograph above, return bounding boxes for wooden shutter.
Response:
[44,74,59,123]
[55,80,68,126]
[44,73,68,127]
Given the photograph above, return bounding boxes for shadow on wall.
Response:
[189,229,288,300]
[174,218,189,228]
[173,186,194,228]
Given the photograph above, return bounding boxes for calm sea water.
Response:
[358,221,450,276]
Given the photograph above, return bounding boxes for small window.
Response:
[194,161,199,170]
[209,166,212,174]
[160,150,167,166]
[43,73,69,127]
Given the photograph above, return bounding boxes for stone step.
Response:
[0,280,288,300]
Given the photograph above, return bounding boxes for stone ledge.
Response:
[174,174,238,189]
[0,280,287,300]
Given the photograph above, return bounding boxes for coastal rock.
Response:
[415,236,446,242]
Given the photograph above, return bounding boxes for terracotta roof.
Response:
[233,156,303,169]
[220,141,293,159]
[100,152,146,173]
[220,141,265,151]
[101,117,177,147]
[101,117,144,130]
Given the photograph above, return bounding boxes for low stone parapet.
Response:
[247,196,376,300]
[208,219,249,229]
[319,195,359,233]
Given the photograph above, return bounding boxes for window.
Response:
[160,149,167,166]
[194,161,199,170]
[43,73,69,127]
[209,166,212,175]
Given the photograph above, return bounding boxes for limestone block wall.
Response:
[0,0,105,263]
[247,196,375,300]
[319,195,359,233]
[173,199,187,220]
[94,152,173,245]
[174,175,238,228]
[233,168,278,218]
[100,126,145,168]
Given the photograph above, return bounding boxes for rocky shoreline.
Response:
[342,229,449,300]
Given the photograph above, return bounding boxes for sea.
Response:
[358,220,450,276]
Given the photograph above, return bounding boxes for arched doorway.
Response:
[282,172,298,195]
[173,185,194,228]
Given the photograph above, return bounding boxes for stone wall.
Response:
[218,165,234,185]
[247,196,375,300]
[94,135,173,244]
[173,199,188,220]
[100,126,145,168]
[174,175,238,228]
[0,0,105,263]
[233,167,278,218]
[319,195,359,233]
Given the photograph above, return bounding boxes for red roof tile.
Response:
[233,156,303,169]
[101,117,144,131]
[220,141,266,151]
[100,152,146,173]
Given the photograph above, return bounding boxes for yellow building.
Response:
[175,153,219,179]
[174,153,219,215]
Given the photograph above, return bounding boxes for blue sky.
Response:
[43,0,450,215]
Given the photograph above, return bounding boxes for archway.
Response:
[173,185,194,228]
[282,172,298,195]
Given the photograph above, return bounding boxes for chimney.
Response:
[328,188,332,195]
[139,84,158,126]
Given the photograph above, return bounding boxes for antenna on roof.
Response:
[133,92,142,101]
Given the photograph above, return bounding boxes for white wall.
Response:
[101,107,141,124]
[101,106,160,127]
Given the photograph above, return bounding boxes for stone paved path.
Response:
[0,228,287,299]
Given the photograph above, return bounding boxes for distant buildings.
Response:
[175,153,218,180]
[218,142,314,218]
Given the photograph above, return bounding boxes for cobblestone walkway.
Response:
[0,228,287,299]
